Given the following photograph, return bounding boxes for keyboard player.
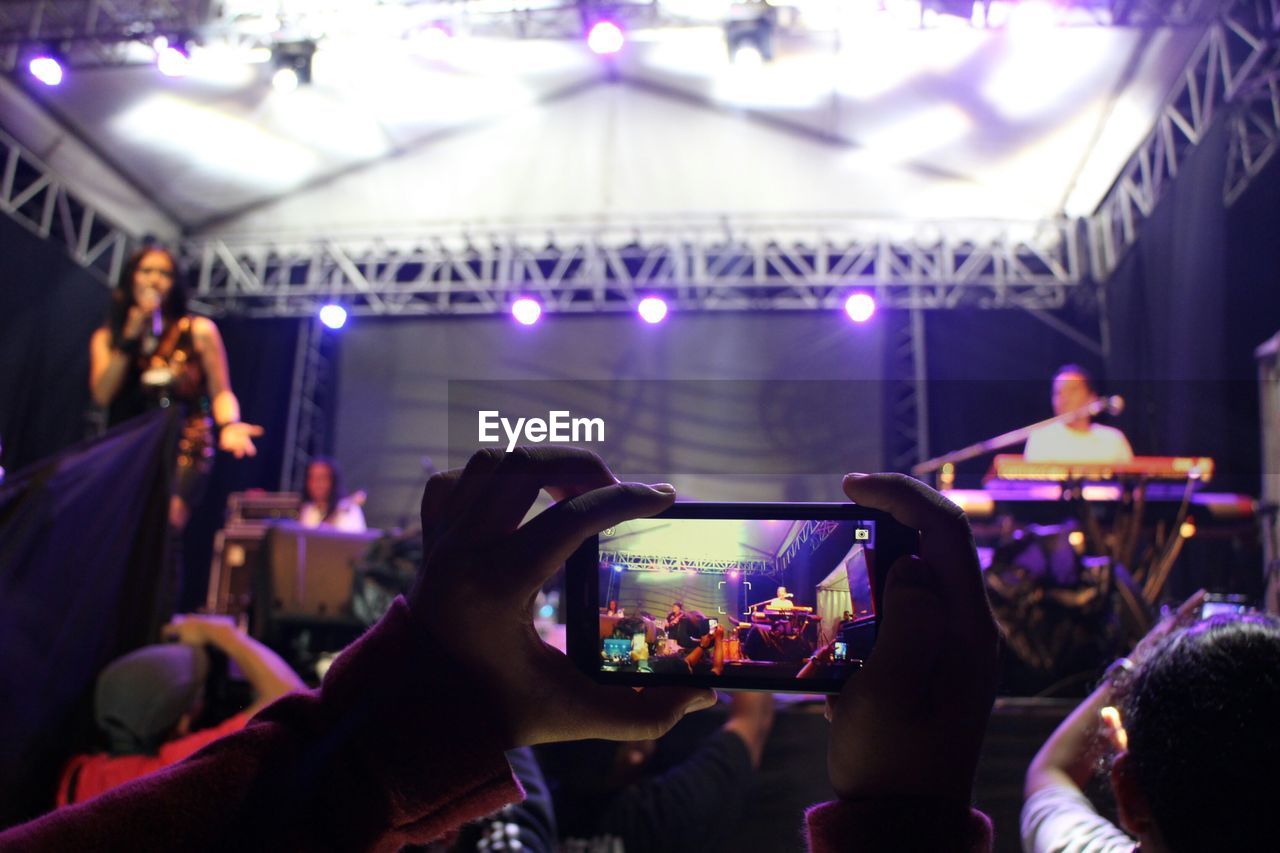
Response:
[1023,364,1134,464]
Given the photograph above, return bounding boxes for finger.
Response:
[247,425,265,437]
[472,446,619,534]
[512,482,676,583]
[846,556,946,713]
[443,449,506,529]
[536,682,716,745]
[420,470,463,554]
[842,473,985,611]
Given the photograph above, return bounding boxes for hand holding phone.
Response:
[825,474,1000,803]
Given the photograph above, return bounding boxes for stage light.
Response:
[728,570,740,580]
[587,21,624,55]
[1009,0,1057,32]
[157,45,190,78]
[512,297,542,325]
[319,304,347,330]
[844,293,876,323]
[1179,519,1197,539]
[637,296,668,324]
[613,565,624,572]
[272,41,315,92]
[29,56,63,87]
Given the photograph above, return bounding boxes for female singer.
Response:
[89,246,263,532]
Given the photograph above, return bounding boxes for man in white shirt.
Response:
[1023,365,1133,464]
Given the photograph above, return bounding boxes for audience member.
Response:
[1022,592,1280,853]
[2,449,1000,853]
[57,614,305,806]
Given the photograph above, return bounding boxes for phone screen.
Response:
[569,503,914,694]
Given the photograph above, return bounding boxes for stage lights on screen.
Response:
[155,38,191,78]
[637,297,669,324]
[587,21,624,55]
[512,297,542,326]
[28,55,63,86]
[319,304,348,330]
[272,41,316,92]
[844,293,877,323]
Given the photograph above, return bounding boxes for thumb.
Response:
[852,555,946,707]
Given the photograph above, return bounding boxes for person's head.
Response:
[1108,613,1280,852]
[671,601,683,615]
[607,599,619,613]
[95,643,210,755]
[304,457,345,507]
[1051,364,1098,424]
[776,586,789,599]
[110,246,187,331]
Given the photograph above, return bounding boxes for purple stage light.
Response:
[844,293,876,323]
[587,21,624,55]
[319,304,347,329]
[728,570,740,580]
[29,56,63,87]
[512,297,542,326]
[637,296,668,324]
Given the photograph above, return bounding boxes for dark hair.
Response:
[671,601,683,610]
[108,246,188,335]
[305,456,347,518]
[614,616,646,639]
[1118,614,1280,852]
[1054,364,1097,395]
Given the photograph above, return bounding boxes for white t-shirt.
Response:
[1023,422,1134,464]
[299,499,367,533]
[1022,783,1136,853]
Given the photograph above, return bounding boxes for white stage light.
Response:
[319,304,348,329]
[29,56,63,86]
[157,45,190,77]
[512,298,542,325]
[272,66,300,92]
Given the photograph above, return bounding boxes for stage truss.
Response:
[1088,0,1280,281]
[599,552,775,576]
[0,125,128,283]
[0,0,1235,73]
[182,221,1083,319]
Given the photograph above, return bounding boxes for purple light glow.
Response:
[844,293,876,323]
[29,56,63,86]
[512,297,542,325]
[728,570,740,580]
[637,296,668,324]
[587,21,624,55]
[319,304,347,329]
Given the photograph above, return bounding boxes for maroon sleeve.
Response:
[805,798,993,853]
[1,598,522,852]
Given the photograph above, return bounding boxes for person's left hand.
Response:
[410,447,717,748]
[219,422,265,458]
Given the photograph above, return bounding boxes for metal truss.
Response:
[279,317,336,492]
[184,221,1083,318]
[1224,56,1280,204]
[775,519,842,575]
[1089,0,1280,281]
[0,0,213,71]
[0,125,130,283]
[599,552,774,576]
[885,307,930,473]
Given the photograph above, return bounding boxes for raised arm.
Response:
[162,615,306,717]
[192,316,263,458]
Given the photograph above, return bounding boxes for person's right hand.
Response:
[122,305,150,341]
[410,447,716,749]
[826,473,1001,803]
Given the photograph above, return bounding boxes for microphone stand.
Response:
[910,396,1124,489]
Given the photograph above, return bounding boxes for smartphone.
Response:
[1199,593,1251,620]
[566,502,920,694]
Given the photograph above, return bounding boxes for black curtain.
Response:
[0,409,177,828]
[1106,117,1280,496]
[0,216,109,474]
